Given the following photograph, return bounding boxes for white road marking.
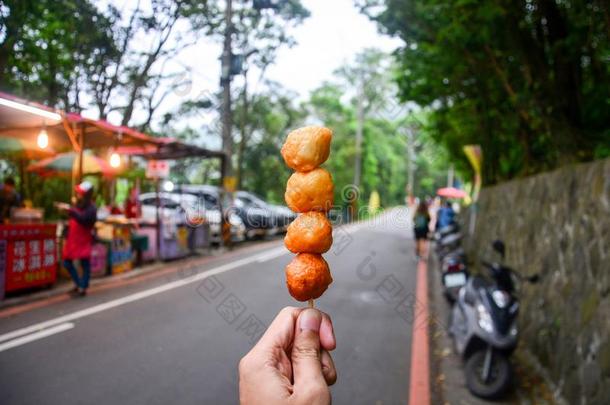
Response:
[0,250,271,344]
[256,247,288,262]
[0,323,75,353]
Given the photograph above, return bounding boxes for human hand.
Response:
[54,202,70,211]
[239,307,337,405]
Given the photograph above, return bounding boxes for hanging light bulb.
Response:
[37,128,49,149]
[109,151,121,168]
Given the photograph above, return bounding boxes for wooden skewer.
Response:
[308,299,314,309]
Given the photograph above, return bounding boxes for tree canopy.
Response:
[359,0,609,184]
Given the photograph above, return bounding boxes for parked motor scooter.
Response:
[440,253,469,303]
[437,232,463,259]
[434,223,460,243]
[449,240,539,399]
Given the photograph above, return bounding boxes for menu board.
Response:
[0,224,57,292]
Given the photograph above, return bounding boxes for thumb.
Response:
[291,309,326,391]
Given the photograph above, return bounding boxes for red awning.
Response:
[0,91,161,151]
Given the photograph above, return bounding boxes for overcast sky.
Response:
[96,0,401,137]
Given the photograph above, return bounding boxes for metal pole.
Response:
[406,126,415,199]
[78,124,84,183]
[353,78,364,189]
[221,0,233,179]
[155,177,161,260]
[447,164,454,188]
[348,78,364,222]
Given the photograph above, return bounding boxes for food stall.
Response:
[0,91,226,299]
[0,92,161,296]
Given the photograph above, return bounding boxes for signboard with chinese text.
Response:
[0,224,57,292]
[146,160,170,179]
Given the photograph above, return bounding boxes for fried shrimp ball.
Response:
[281,126,332,172]
[285,253,333,302]
[285,212,333,254]
[285,168,334,213]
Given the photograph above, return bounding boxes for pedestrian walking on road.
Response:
[56,181,97,297]
[413,201,430,258]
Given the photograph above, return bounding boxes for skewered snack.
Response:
[285,168,334,213]
[282,126,334,306]
[281,126,333,172]
[285,212,333,254]
[285,253,333,302]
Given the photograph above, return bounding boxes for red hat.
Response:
[75,181,93,196]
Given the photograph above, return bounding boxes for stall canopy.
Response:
[0,91,160,152]
[117,137,225,160]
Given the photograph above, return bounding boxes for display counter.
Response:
[96,220,134,274]
[0,224,57,298]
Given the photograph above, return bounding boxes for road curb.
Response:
[408,255,431,405]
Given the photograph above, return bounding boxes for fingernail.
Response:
[299,309,322,332]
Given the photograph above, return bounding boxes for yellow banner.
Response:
[463,145,482,175]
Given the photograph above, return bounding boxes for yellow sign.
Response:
[223,176,237,192]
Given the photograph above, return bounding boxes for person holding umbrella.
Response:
[56,181,97,297]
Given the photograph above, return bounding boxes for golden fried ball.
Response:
[281,126,332,172]
[285,212,333,254]
[285,168,334,213]
[285,253,333,302]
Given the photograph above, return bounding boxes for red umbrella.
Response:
[437,187,468,199]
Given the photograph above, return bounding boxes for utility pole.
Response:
[447,164,454,187]
[348,77,365,221]
[405,125,416,202]
[221,0,234,182]
[353,78,364,190]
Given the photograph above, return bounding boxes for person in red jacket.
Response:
[56,181,97,297]
[124,186,141,219]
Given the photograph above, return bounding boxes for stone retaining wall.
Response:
[462,158,610,404]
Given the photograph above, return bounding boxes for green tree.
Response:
[359,0,610,184]
[0,0,117,109]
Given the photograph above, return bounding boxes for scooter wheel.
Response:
[464,349,512,399]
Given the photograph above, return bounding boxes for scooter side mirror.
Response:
[492,240,505,258]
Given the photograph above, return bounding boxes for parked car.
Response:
[234,191,296,235]
[138,191,246,243]
[268,204,297,232]
[233,191,275,239]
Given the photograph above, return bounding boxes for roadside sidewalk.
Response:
[427,253,558,405]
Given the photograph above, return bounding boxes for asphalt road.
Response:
[0,208,418,405]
